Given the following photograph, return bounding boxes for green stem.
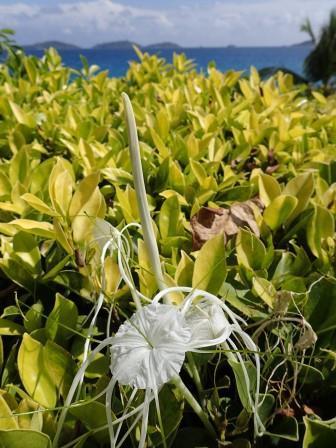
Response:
[187,352,203,397]
[222,341,236,362]
[122,93,165,293]
[171,376,217,440]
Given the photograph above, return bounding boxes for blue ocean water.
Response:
[25,46,311,78]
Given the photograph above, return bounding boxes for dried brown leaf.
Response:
[190,198,263,250]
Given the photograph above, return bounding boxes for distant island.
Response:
[144,42,181,50]
[93,40,138,50]
[23,39,314,51]
[290,40,314,47]
[93,40,181,50]
[24,41,81,50]
[24,40,181,51]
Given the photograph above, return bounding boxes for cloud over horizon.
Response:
[0,0,334,47]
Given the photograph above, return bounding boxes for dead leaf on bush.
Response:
[191,198,263,250]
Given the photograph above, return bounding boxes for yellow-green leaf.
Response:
[46,293,78,344]
[192,234,226,294]
[258,173,281,207]
[9,220,55,239]
[137,239,157,298]
[263,195,298,231]
[18,334,56,409]
[9,101,36,128]
[150,128,170,158]
[0,394,19,429]
[306,204,334,262]
[48,159,74,217]
[53,218,73,254]
[252,276,276,308]
[175,251,194,286]
[0,429,51,447]
[0,319,24,336]
[21,193,57,217]
[69,172,106,242]
[283,173,314,221]
[236,229,267,271]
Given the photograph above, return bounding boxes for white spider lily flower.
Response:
[54,286,264,448]
[110,302,191,389]
[184,300,232,343]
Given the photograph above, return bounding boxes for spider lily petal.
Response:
[184,300,232,344]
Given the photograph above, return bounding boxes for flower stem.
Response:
[171,376,217,440]
[187,352,203,397]
[222,341,236,362]
[122,93,165,293]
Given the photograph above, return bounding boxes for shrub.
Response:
[0,47,335,447]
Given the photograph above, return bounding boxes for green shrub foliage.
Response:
[0,47,336,447]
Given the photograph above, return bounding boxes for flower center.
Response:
[110,303,192,389]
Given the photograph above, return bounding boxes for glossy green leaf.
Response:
[48,159,74,217]
[69,401,110,444]
[175,251,194,286]
[9,149,29,186]
[24,303,43,333]
[150,128,170,158]
[0,430,51,448]
[228,359,257,412]
[236,229,267,271]
[306,204,334,262]
[283,172,314,221]
[12,232,41,275]
[303,417,336,448]
[137,239,157,298]
[0,319,24,336]
[17,334,74,408]
[252,276,276,308]
[192,234,226,295]
[304,278,336,335]
[0,393,19,429]
[263,195,298,231]
[46,293,78,344]
[9,101,36,128]
[21,193,57,217]
[18,334,56,408]
[148,385,184,446]
[258,172,281,207]
[16,398,43,431]
[266,415,299,441]
[155,108,170,141]
[159,195,181,239]
[70,172,106,242]
[9,220,55,239]
[68,171,100,218]
[0,172,11,200]
[0,257,36,292]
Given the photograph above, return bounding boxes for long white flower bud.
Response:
[122,93,165,292]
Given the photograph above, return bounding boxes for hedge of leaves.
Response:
[0,47,336,447]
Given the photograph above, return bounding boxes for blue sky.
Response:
[0,0,333,47]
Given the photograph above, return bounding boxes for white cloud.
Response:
[0,0,171,46]
[0,0,335,46]
[0,3,39,17]
[162,0,335,46]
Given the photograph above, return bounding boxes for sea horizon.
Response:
[24,45,311,78]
